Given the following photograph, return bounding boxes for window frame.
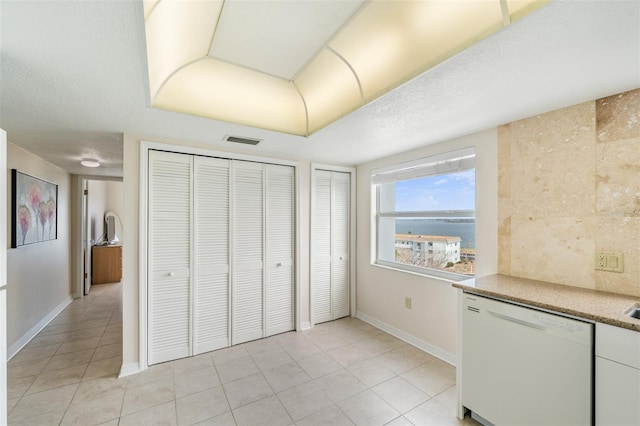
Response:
[371,147,476,282]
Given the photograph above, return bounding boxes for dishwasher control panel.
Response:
[464,294,592,345]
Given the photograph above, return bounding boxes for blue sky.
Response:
[395,169,475,211]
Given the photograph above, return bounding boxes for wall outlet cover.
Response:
[595,251,624,273]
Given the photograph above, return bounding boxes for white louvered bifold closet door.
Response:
[265,165,294,336]
[148,151,192,365]
[331,172,350,319]
[193,156,230,354]
[148,151,296,363]
[312,171,332,324]
[313,170,350,324]
[232,161,265,345]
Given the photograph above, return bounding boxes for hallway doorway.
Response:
[77,177,123,297]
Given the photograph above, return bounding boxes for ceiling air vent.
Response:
[224,135,262,146]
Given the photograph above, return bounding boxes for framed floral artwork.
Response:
[11,170,58,248]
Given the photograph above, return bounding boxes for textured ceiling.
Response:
[0,0,639,178]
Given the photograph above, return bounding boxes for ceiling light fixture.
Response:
[143,0,550,136]
[80,159,100,168]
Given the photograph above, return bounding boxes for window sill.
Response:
[372,260,473,283]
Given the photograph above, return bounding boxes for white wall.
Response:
[1,129,8,423]
[88,180,108,244]
[87,180,123,244]
[6,143,72,354]
[355,129,498,363]
[106,181,123,227]
[122,134,313,370]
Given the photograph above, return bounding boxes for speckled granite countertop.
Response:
[452,274,640,332]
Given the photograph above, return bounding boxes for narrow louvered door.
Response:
[312,170,332,324]
[331,172,350,319]
[312,170,350,325]
[231,161,265,345]
[265,165,294,336]
[148,150,192,365]
[193,156,230,354]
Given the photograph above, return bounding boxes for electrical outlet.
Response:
[595,252,624,273]
[405,296,412,309]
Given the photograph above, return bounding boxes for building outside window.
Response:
[372,147,476,280]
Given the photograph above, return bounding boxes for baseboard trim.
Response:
[8,295,73,360]
[119,362,143,378]
[300,321,311,331]
[356,310,456,366]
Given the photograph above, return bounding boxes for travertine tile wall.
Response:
[498,89,639,297]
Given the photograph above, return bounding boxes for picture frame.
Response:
[11,169,58,248]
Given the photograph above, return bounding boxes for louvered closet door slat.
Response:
[313,170,332,324]
[148,150,192,365]
[332,172,350,320]
[265,165,294,336]
[232,161,264,345]
[193,156,230,354]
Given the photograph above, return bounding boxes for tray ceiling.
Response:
[143,0,551,136]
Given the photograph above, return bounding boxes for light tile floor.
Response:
[7,282,478,425]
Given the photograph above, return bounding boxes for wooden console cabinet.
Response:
[92,245,122,284]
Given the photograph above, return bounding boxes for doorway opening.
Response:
[78,177,123,297]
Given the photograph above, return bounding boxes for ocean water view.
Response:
[396,218,475,249]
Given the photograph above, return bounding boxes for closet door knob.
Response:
[168,272,175,277]
[276,262,283,267]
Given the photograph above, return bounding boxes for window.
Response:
[372,148,475,280]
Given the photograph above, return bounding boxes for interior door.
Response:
[312,170,332,324]
[312,170,351,324]
[148,150,192,365]
[146,150,297,362]
[83,179,92,295]
[265,164,294,336]
[331,172,350,319]
[231,160,265,345]
[193,156,230,354]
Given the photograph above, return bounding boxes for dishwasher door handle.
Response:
[488,311,547,332]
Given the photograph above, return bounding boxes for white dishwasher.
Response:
[461,293,593,425]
